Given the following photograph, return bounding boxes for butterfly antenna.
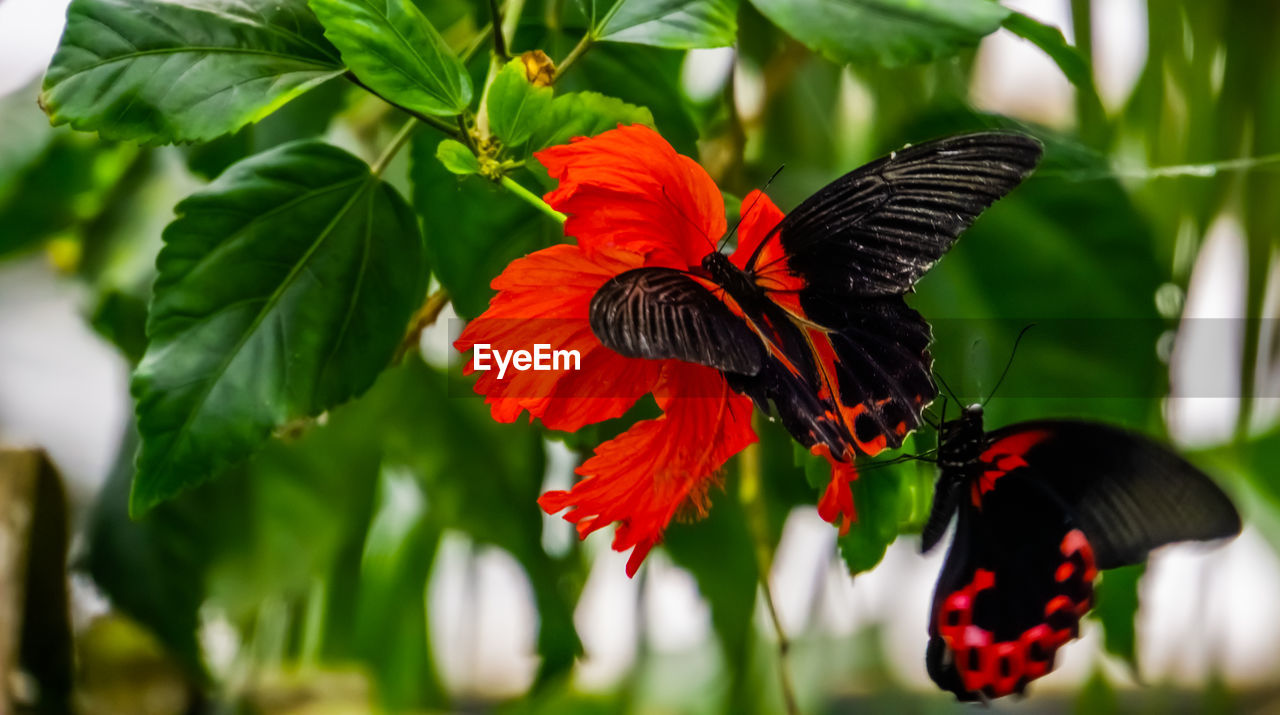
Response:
[981,323,1036,407]
[661,185,718,254]
[718,164,785,253]
[935,373,963,407]
[858,448,940,473]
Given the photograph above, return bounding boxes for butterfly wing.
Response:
[927,479,1096,701]
[749,131,1043,298]
[927,420,1242,700]
[739,133,1040,459]
[980,420,1242,568]
[729,296,935,458]
[588,267,765,375]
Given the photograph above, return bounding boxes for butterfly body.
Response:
[589,133,1044,466]
[924,405,1241,701]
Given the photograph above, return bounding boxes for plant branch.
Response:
[457,115,478,154]
[463,23,494,64]
[555,33,593,82]
[501,0,525,54]
[395,289,452,363]
[344,71,462,140]
[739,436,800,715]
[372,118,419,176]
[500,176,566,224]
[487,0,509,61]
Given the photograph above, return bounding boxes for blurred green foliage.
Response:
[2,0,1277,712]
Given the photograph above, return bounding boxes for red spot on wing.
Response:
[935,529,1098,699]
[751,240,807,294]
[980,429,1052,463]
[802,329,892,458]
[970,429,1052,506]
[1060,528,1098,583]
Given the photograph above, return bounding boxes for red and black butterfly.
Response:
[922,404,1241,701]
[588,132,1043,469]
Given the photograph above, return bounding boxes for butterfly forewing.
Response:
[589,267,766,375]
[751,132,1043,297]
[982,420,1242,568]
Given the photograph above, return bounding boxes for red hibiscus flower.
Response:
[454,125,854,576]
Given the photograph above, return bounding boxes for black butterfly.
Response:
[922,404,1242,700]
[588,133,1043,472]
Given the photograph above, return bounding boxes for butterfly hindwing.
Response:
[750,132,1043,298]
[589,267,766,375]
[723,296,934,462]
[928,475,1097,701]
[981,420,1242,568]
[927,419,1242,700]
[803,295,935,453]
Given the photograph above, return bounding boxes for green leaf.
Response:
[836,469,908,574]
[41,0,345,143]
[84,426,213,676]
[1001,12,1090,91]
[363,361,582,687]
[353,466,446,709]
[572,44,699,156]
[130,141,427,514]
[184,77,349,180]
[0,138,141,261]
[308,0,471,117]
[1002,12,1106,120]
[596,0,739,49]
[487,60,555,149]
[435,139,481,174]
[747,0,1010,67]
[527,92,654,153]
[410,133,557,318]
[1091,563,1143,672]
[84,386,385,678]
[0,85,55,204]
[795,442,923,574]
[1075,668,1119,715]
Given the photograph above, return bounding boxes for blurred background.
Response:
[3,0,1280,712]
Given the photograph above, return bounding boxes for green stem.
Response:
[372,118,419,176]
[501,176,566,224]
[502,0,525,53]
[457,114,478,154]
[463,23,494,64]
[1069,0,1107,147]
[555,33,593,82]
[487,0,509,60]
[298,577,328,667]
[739,435,800,715]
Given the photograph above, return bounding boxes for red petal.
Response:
[539,362,757,576]
[730,189,786,269]
[455,244,663,432]
[811,444,858,535]
[535,125,725,269]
